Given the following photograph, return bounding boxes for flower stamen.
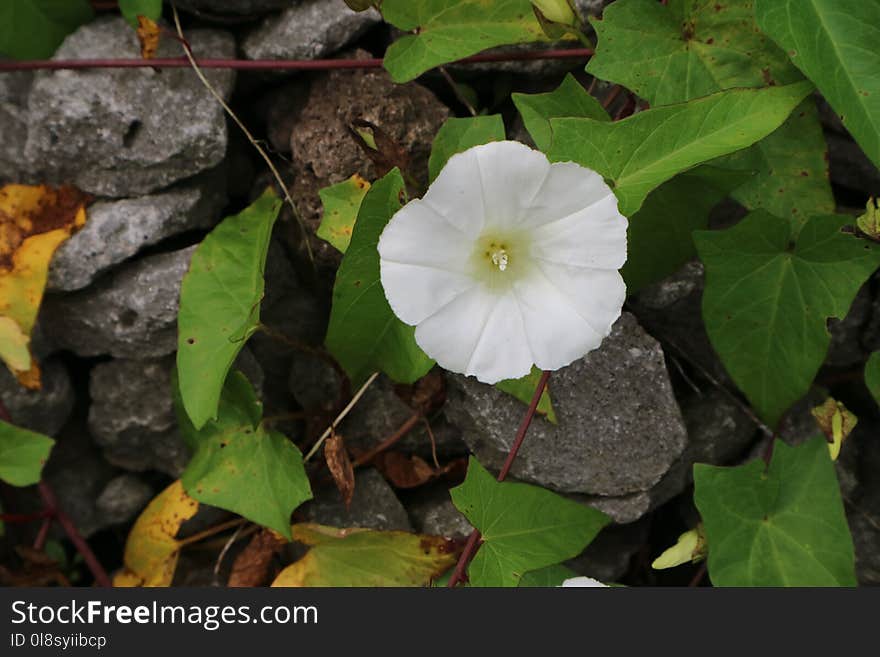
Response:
[491,247,509,271]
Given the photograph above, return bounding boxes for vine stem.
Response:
[169,5,315,268]
[0,49,594,73]
[304,372,380,462]
[0,398,112,587]
[37,482,112,587]
[447,370,551,588]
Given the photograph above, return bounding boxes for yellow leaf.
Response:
[0,184,89,388]
[0,317,30,372]
[113,480,199,587]
[271,523,457,587]
[857,197,880,240]
[136,16,160,60]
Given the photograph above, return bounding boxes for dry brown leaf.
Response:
[325,434,355,508]
[136,15,160,60]
[228,529,285,588]
[348,119,411,178]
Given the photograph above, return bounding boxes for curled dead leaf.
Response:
[348,119,411,178]
[374,452,466,489]
[0,184,90,389]
[324,434,355,508]
[228,529,285,588]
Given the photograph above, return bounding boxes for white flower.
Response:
[560,576,608,587]
[378,141,627,384]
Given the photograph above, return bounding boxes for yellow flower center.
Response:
[471,231,529,290]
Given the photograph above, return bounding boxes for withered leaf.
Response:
[136,16,160,60]
[228,529,285,588]
[0,184,90,389]
[325,434,355,508]
[348,119,411,178]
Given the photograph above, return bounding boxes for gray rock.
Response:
[48,171,227,292]
[629,260,730,384]
[24,17,235,197]
[243,1,380,61]
[841,419,880,585]
[341,375,467,459]
[826,132,880,193]
[288,351,341,410]
[578,388,758,523]
[566,518,649,583]
[286,56,449,269]
[247,240,326,418]
[95,474,154,525]
[826,282,872,368]
[445,313,688,497]
[0,358,74,436]
[88,349,263,476]
[407,487,472,539]
[40,246,195,359]
[174,0,292,16]
[88,356,188,476]
[43,422,116,539]
[0,69,31,182]
[303,468,412,531]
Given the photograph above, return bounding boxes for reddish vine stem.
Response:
[0,48,594,73]
[448,370,552,588]
[0,398,112,587]
[38,482,112,587]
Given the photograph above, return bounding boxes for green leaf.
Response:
[325,169,434,387]
[587,0,802,107]
[0,0,93,59]
[272,524,457,587]
[622,166,750,294]
[428,115,506,183]
[548,82,812,216]
[381,0,547,83]
[512,73,609,152]
[450,458,609,587]
[694,437,856,586]
[694,211,880,427]
[176,371,311,540]
[317,174,371,254]
[118,0,162,28]
[177,189,282,430]
[866,351,880,407]
[586,0,833,230]
[0,420,54,487]
[495,366,557,424]
[518,563,578,587]
[755,0,880,168]
[715,101,835,230]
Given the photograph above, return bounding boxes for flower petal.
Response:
[380,260,477,326]
[378,199,472,272]
[421,148,487,237]
[561,576,608,587]
[471,141,551,231]
[414,287,533,383]
[513,262,624,371]
[520,161,619,228]
[530,194,628,270]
